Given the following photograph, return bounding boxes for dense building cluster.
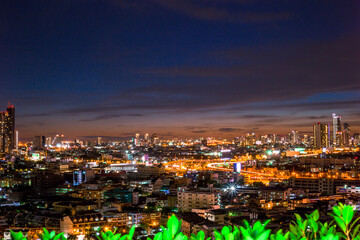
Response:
[0,104,360,239]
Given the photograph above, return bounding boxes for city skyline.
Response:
[1,0,359,138]
[1,102,356,141]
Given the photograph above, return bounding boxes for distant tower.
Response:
[332,113,341,146]
[291,130,299,145]
[135,133,140,146]
[343,123,350,146]
[0,103,15,153]
[97,137,102,145]
[313,122,330,149]
[151,133,159,145]
[15,130,19,150]
[33,136,46,150]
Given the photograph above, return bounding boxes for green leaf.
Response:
[255,230,271,240]
[312,210,320,221]
[154,232,163,240]
[214,230,224,240]
[240,227,250,238]
[221,226,230,238]
[332,206,342,217]
[53,233,64,240]
[128,226,136,240]
[197,231,205,240]
[333,216,346,233]
[163,230,172,240]
[352,224,360,238]
[289,225,297,235]
[343,205,354,225]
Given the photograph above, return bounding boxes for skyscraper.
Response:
[33,136,46,150]
[291,130,299,145]
[313,122,330,149]
[151,133,159,145]
[15,130,19,150]
[332,113,341,146]
[0,103,15,153]
[343,123,350,147]
[134,133,140,146]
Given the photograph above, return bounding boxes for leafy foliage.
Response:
[96,226,136,240]
[10,231,27,240]
[8,204,360,240]
[40,228,66,240]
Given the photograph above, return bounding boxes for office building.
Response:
[313,123,330,149]
[151,133,159,145]
[290,177,360,195]
[343,123,350,147]
[33,136,46,150]
[291,130,299,145]
[0,103,15,153]
[177,190,221,212]
[134,133,140,146]
[332,113,342,146]
[15,130,19,150]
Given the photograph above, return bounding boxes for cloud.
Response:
[80,113,144,122]
[109,0,292,23]
[191,130,208,133]
[139,35,360,111]
[218,128,243,132]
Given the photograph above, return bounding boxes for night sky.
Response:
[1,0,359,139]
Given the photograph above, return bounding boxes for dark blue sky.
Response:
[1,0,359,139]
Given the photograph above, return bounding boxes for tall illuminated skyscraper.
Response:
[0,103,15,153]
[291,130,299,145]
[332,113,341,146]
[15,130,19,150]
[343,123,350,146]
[134,133,140,146]
[0,112,4,152]
[313,122,330,149]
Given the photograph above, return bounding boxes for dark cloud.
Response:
[218,128,244,132]
[18,36,360,126]
[80,113,144,122]
[109,0,292,23]
[190,130,208,133]
[143,36,360,109]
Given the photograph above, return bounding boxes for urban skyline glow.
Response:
[1,0,359,138]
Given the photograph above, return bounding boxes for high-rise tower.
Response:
[343,123,350,147]
[0,103,15,153]
[313,122,330,149]
[332,113,341,146]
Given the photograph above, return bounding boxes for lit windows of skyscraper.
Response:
[15,130,19,150]
[332,113,342,146]
[0,103,15,153]
[134,133,140,146]
[33,136,46,150]
[343,123,350,147]
[151,133,159,145]
[313,122,330,149]
[291,130,300,145]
